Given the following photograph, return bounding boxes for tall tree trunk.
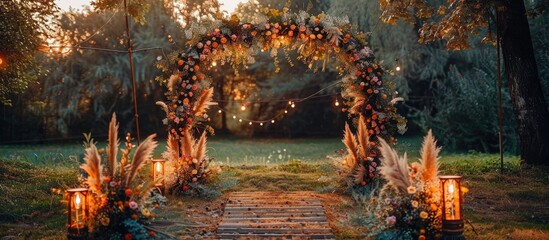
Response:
[498,0,549,165]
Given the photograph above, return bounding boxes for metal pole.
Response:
[124,0,141,144]
[496,10,504,172]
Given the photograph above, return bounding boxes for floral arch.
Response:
[158,9,406,190]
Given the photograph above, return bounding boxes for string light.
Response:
[249,122,252,125]
[239,119,242,122]
[291,103,295,108]
[211,61,217,67]
[271,120,275,123]
[233,115,236,119]
[395,59,401,71]
[334,99,340,107]
[218,110,222,113]
[240,105,246,111]
[260,123,264,126]
[284,110,288,114]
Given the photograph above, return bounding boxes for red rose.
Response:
[183,185,189,191]
[124,233,132,240]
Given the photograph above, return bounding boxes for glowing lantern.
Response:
[151,159,166,188]
[439,175,465,239]
[67,188,88,239]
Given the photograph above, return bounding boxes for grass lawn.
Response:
[1,136,548,239]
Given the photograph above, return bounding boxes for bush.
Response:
[416,50,518,153]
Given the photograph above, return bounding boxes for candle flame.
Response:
[448,182,455,194]
[75,194,81,210]
[156,162,162,173]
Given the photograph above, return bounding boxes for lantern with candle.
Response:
[67,188,89,239]
[439,175,465,239]
[151,159,166,188]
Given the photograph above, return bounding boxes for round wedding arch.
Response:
[159,9,406,188]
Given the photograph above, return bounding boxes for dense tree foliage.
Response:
[0,0,58,106]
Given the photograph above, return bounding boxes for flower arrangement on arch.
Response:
[78,113,166,239]
[373,130,443,239]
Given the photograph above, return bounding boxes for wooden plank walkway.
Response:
[217,191,335,240]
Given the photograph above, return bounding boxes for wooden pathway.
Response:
[217,191,335,239]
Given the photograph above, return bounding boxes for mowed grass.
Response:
[1,136,549,239]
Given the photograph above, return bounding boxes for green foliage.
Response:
[0,0,58,105]
[416,48,518,153]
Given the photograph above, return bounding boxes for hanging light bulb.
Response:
[233,115,236,119]
[284,110,288,114]
[291,103,295,108]
[335,99,340,107]
[218,110,222,113]
[241,105,246,111]
[212,61,217,67]
[249,122,252,125]
[260,122,264,126]
[271,120,275,123]
[395,59,401,71]
[288,100,292,105]
[239,119,242,122]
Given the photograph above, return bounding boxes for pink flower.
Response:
[231,34,238,41]
[129,201,138,210]
[386,215,396,225]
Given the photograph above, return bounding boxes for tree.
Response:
[379,0,549,165]
[0,0,58,106]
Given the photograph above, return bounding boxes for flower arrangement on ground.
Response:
[157,88,222,197]
[337,115,382,196]
[78,113,166,239]
[373,130,442,239]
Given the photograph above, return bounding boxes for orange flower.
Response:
[309,34,316,40]
[316,34,323,39]
[367,67,373,73]
[183,98,189,104]
[314,18,320,24]
[192,85,198,91]
[290,24,296,30]
[177,59,184,66]
[193,65,200,71]
[103,176,111,182]
[212,42,219,48]
[418,235,426,240]
[220,37,227,44]
[149,231,156,237]
[125,188,132,196]
[131,213,138,219]
[367,89,373,94]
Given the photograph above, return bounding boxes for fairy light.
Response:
[271,120,275,123]
[232,115,236,119]
[218,110,222,113]
[291,103,295,108]
[240,105,246,111]
[260,122,264,126]
[395,59,401,71]
[211,61,217,67]
[249,122,252,125]
[334,99,340,106]
[284,110,288,114]
[239,119,242,122]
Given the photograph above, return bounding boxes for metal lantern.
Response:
[67,188,89,239]
[439,176,465,240]
[151,159,166,187]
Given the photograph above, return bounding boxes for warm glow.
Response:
[0,57,3,65]
[284,110,288,114]
[239,119,242,122]
[291,103,295,108]
[218,110,222,113]
[271,120,275,123]
[241,105,246,111]
[156,162,162,173]
[260,122,263,126]
[396,66,401,71]
[212,61,217,67]
[448,182,454,194]
[75,194,81,210]
[335,100,340,106]
[249,122,252,125]
[233,115,236,119]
